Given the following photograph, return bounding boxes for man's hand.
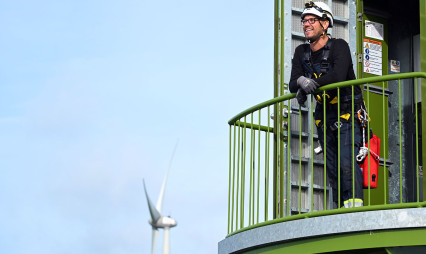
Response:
[296,89,307,107]
[297,76,319,94]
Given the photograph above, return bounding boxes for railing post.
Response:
[228,125,232,234]
[420,0,426,200]
[272,0,279,219]
[279,0,286,219]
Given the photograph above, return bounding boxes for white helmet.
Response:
[302,1,334,28]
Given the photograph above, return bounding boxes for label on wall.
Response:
[390,60,400,73]
[363,38,382,76]
[365,20,384,41]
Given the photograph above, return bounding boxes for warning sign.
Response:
[365,20,384,41]
[363,38,382,76]
[390,60,400,73]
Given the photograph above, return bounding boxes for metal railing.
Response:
[227,72,426,236]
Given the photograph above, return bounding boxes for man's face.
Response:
[302,14,327,40]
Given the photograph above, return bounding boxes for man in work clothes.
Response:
[289,1,364,208]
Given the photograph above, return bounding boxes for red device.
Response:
[359,134,380,189]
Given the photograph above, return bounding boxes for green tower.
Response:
[220,0,426,253]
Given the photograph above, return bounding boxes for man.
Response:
[289,1,364,208]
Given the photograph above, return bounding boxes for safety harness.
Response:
[301,38,363,127]
[302,38,337,104]
[307,42,380,190]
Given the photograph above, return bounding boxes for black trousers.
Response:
[317,118,364,205]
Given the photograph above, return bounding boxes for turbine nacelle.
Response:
[149,216,177,229]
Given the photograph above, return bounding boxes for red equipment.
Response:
[359,134,380,188]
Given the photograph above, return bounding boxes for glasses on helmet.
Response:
[305,1,316,8]
[305,1,323,12]
[301,18,319,25]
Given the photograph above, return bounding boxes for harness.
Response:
[303,39,333,78]
[301,38,363,127]
[302,38,336,104]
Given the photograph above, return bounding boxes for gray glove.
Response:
[297,76,319,94]
[296,89,307,107]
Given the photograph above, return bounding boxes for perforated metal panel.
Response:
[333,21,348,41]
[291,38,305,56]
[291,0,305,9]
[292,14,304,34]
[332,0,349,19]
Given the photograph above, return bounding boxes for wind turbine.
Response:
[143,143,178,254]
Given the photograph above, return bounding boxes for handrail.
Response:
[226,72,425,236]
[228,72,426,125]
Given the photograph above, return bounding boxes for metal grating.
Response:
[292,0,305,9]
[292,14,304,34]
[332,0,348,19]
[332,21,348,41]
[291,163,308,183]
[292,38,306,56]
[313,166,325,186]
[291,188,309,211]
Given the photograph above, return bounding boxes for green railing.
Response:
[227,72,426,236]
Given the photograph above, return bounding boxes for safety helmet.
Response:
[301,1,334,28]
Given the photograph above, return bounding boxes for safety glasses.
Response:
[301,18,319,25]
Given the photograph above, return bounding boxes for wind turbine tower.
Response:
[143,144,178,254]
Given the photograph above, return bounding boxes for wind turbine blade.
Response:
[163,227,170,254]
[151,228,159,254]
[143,179,161,222]
[156,140,178,213]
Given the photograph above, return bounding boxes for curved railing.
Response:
[227,72,426,236]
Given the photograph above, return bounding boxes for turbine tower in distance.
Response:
[143,143,178,254]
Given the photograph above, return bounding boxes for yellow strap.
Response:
[315,93,330,104]
[315,120,322,126]
[313,73,322,79]
[340,113,350,121]
[329,96,338,104]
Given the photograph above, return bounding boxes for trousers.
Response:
[317,118,364,206]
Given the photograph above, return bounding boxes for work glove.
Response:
[296,89,307,107]
[297,76,319,94]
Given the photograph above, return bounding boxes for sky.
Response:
[0,1,274,253]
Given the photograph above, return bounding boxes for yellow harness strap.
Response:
[315,120,322,126]
[315,114,351,127]
[340,113,350,121]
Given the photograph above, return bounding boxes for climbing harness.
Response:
[303,38,332,79]
[302,38,338,104]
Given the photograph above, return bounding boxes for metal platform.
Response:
[219,208,426,254]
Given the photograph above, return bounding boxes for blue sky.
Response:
[0,1,273,253]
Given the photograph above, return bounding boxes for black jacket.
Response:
[289,38,362,123]
[289,38,359,93]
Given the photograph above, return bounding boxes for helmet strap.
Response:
[308,23,326,44]
[308,34,323,43]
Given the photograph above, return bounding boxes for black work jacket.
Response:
[289,38,362,125]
